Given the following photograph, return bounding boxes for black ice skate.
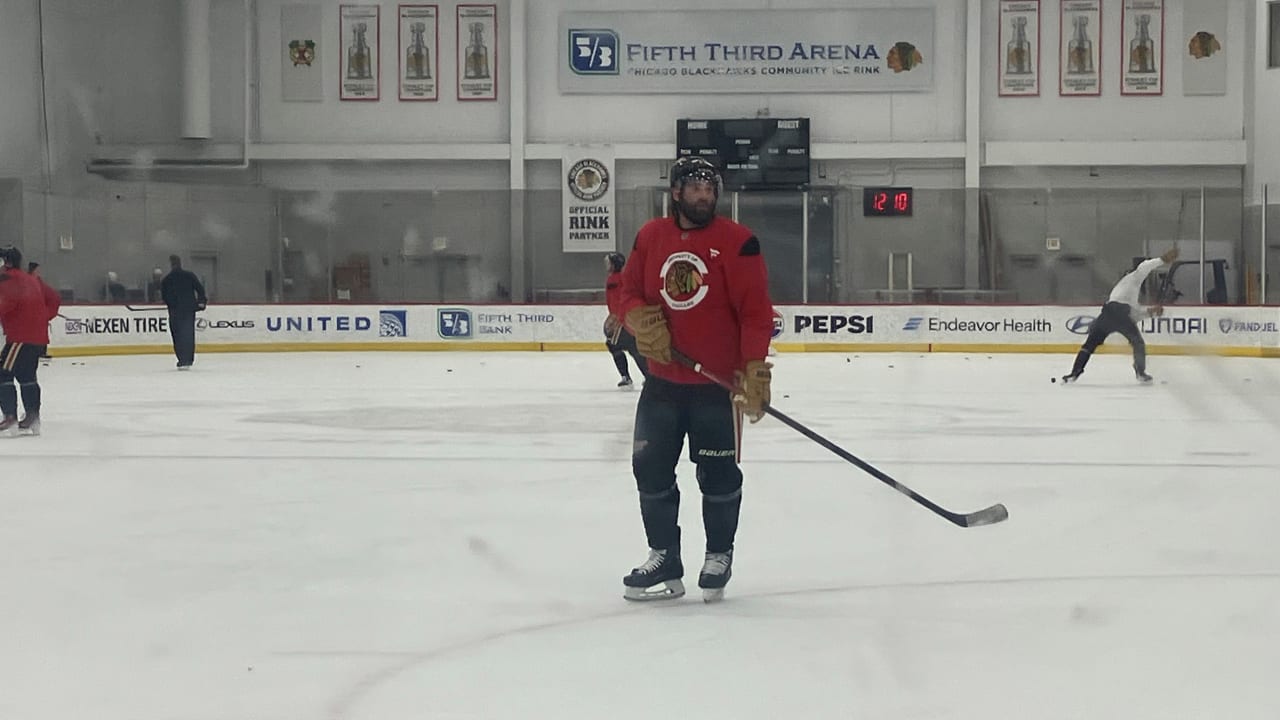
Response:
[0,415,17,436]
[18,413,39,436]
[623,547,684,601]
[617,377,633,388]
[1060,373,1080,384]
[1136,371,1153,383]
[698,549,733,603]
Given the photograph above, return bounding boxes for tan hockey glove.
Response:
[625,305,672,364]
[733,360,773,423]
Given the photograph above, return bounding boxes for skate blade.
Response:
[702,587,726,604]
[623,579,685,602]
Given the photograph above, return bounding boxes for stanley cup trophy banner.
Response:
[1059,0,1101,96]
[399,5,439,100]
[340,5,380,100]
[457,4,497,100]
[1121,0,1163,95]
[998,0,1041,97]
[563,146,616,253]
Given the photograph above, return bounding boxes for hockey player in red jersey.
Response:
[616,157,774,602]
[0,246,60,435]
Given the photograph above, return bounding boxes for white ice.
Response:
[2,350,1279,720]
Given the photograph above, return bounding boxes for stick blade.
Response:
[961,503,1009,527]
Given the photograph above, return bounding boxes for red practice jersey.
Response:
[619,215,774,385]
[0,268,60,345]
[605,269,625,318]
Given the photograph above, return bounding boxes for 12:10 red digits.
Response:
[872,191,911,213]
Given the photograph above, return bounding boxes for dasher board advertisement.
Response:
[559,8,934,94]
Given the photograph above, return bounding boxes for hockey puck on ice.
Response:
[1051,377,1056,383]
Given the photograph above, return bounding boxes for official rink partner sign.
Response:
[562,145,615,253]
[560,8,934,93]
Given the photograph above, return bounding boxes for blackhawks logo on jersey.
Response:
[660,251,709,310]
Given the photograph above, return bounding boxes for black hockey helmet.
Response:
[0,245,22,269]
[606,252,626,273]
[669,156,721,196]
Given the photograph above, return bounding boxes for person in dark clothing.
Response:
[603,252,648,388]
[102,271,126,303]
[160,255,207,370]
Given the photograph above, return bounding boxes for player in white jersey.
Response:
[1062,246,1179,384]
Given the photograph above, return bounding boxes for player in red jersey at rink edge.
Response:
[0,245,61,436]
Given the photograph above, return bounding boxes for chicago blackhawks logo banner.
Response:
[563,146,616,253]
[282,5,323,101]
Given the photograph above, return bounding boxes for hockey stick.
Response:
[124,305,167,312]
[672,350,1009,528]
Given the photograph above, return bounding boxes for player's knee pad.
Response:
[633,453,677,495]
[695,462,743,500]
[637,480,677,500]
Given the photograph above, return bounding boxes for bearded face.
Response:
[674,180,718,227]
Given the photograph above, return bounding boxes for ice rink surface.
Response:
[2,349,1279,720]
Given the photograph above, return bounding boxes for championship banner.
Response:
[281,4,323,102]
[399,4,439,100]
[559,8,934,94]
[340,5,380,100]
[998,0,1040,97]
[1182,0,1226,96]
[1121,0,1163,96]
[457,4,497,101]
[1059,0,1101,96]
[562,146,615,253]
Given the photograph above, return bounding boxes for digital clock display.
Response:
[863,187,914,217]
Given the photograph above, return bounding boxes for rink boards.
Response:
[45,303,1280,357]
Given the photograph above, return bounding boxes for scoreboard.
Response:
[675,118,811,192]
